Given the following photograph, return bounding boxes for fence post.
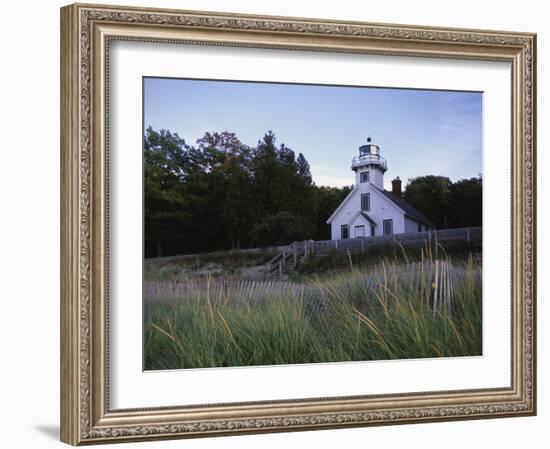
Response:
[310,240,315,257]
[466,228,471,243]
[335,240,338,250]
[304,240,308,260]
[293,243,297,266]
[278,261,283,278]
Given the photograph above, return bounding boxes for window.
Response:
[360,171,370,183]
[383,219,393,236]
[370,224,375,237]
[418,223,422,232]
[341,224,349,240]
[361,193,370,211]
[354,225,365,238]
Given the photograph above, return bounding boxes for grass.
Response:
[144,248,276,281]
[144,251,482,370]
[294,239,480,278]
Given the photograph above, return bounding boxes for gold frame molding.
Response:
[60,3,537,445]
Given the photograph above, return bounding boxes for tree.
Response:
[143,127,190,257]
[249,212,315,247]
[312,185,352,240]
[296,153,313,185]
[195,131,254,250]
[448,176,482,228]
[403,175,482,229]
[404,175,452,228]
[249,131,316,225]
[144,128,322,256]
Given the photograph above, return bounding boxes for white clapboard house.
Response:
[327,138,433,240]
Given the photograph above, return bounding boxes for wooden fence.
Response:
[309,226,481,256]
[144,278,305,303]
[266,226,482,277]
[144,257,481,317]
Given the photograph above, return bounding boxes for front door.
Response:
[341,224,349,240]
[383,219,393,236]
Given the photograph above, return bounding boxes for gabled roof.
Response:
[326,186,358,224]
[372,186,434,226]
[360,212,377,226]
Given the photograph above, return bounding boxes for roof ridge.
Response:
[372,185,433,226]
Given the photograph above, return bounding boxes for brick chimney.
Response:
[392,176,402,196]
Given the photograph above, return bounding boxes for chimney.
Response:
[392,176,402,196]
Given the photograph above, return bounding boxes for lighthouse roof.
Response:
[360,136,378,147]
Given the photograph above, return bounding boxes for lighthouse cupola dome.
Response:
[352,137,387,173]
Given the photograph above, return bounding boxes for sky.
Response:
[143,77,482,190]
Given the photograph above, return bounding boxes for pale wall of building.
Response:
[330,184,406,239]
[405,216,421,233]
[354,166,384,189]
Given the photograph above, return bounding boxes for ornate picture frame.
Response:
[60,3,536,445]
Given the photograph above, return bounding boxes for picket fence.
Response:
[144,257,481,317]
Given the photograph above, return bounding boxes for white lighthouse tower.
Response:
[351,137,387,189]
[327,137,433,240]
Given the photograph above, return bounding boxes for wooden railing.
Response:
[312,226,481,257]
[266,226,481,277]
[351,154,387,169]
[265,241,307,278]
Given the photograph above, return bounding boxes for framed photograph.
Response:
[60,3,536,445]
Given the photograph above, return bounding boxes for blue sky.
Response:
[144,77,482,189]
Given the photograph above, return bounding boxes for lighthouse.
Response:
[351,137,387,189]
[326,138,433,240]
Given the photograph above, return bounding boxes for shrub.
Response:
[249,212,315,247]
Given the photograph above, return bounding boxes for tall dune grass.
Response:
[144,254,482,370]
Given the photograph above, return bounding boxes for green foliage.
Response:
[144,127,191,257]
[144,257,482,369]
[144,127,348,257]
[403,175,452,228]
[249,131,316,221]
[249,211,315,247]
[312,185,352,240]
[404,175,482,229]
[449,177,483,227]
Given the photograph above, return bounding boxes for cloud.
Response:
[311,165,353,188]
[313,174,353,188]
